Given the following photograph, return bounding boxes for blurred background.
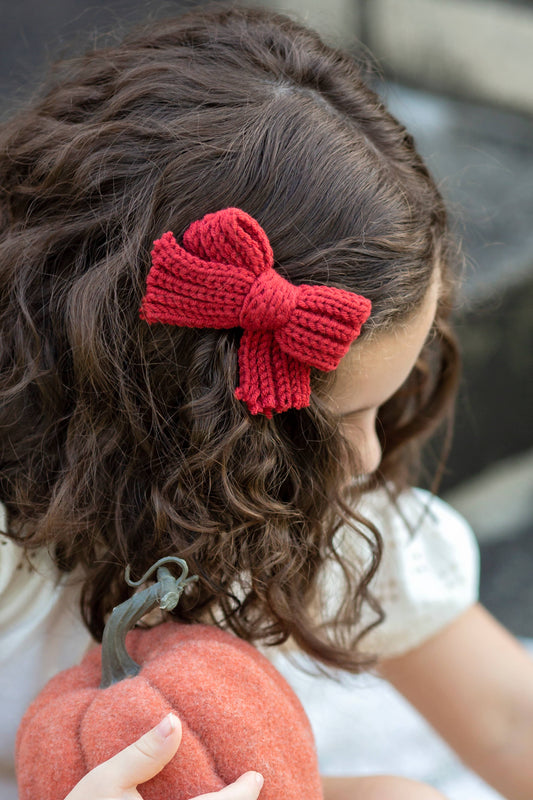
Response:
[1,1,532,796]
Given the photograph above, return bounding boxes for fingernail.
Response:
[155,713,177,739]
[254,773,264,787]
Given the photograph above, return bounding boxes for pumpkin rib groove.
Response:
[77,682,123,777]
[76,712,89,778]
[142,671,224,782]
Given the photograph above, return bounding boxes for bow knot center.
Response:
[240,269,298,331]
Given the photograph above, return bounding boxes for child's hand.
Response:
[63,712,264,800]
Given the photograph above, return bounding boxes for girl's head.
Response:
[0,4,461,670]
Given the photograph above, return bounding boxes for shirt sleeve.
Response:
[320,486,481,659]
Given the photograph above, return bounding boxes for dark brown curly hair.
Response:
[0,3,462,672]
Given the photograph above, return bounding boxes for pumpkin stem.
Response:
[100,557,199,688]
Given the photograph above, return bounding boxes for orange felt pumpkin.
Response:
[15,557,323,800]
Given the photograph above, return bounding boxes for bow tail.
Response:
[234,330,310,418]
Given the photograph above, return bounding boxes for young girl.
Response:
[1,5,533,800]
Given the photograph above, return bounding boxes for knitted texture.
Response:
[139,208,371,417]
[16,623,323,800]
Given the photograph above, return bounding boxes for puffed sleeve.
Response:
[320,486,481,659]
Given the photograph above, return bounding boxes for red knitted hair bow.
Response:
[139,208,371,418]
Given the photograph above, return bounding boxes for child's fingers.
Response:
[113,712,183,789]
[195,771,265,800]
[64,713,182,799]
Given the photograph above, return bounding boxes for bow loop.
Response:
[277,284,371,371]
[183,207,273,276]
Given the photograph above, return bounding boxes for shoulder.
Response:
[332,486,481,658]
[352,485,480,573]
[359,485,477,542]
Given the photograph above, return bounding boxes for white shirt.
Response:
[0,488,479,798]
[0,503,93,800]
